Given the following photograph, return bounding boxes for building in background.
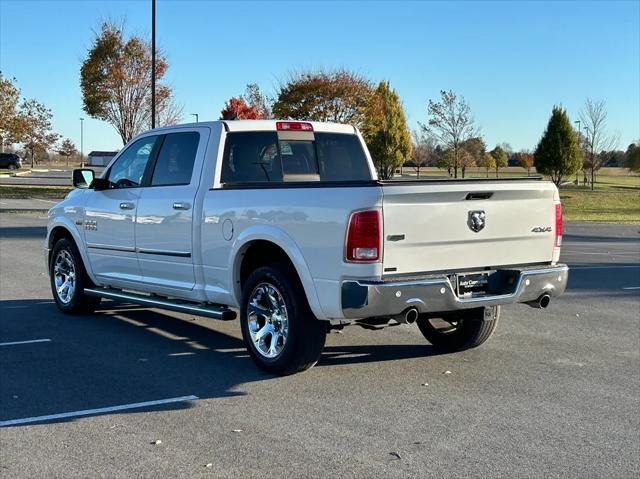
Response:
[87,151,118,166]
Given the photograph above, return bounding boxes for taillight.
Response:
[345,210,381,262]
[554,203,562,247]
[276,121,313,131]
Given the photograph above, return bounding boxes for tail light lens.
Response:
[555,203,563,247]
[345,210,381,262]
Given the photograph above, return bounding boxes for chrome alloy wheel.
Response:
[53,249,76,304]
[247,282,289,359]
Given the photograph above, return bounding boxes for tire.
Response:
[50,237,101,314]
[240,263,326,375]
[416,306,500,352]
[7,164,16,170]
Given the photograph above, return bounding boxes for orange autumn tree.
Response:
[220,97,265,120]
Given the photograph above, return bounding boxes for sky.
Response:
[1,0,639,153]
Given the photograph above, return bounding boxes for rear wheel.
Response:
[50,238,101,314]
[416,306,500,352]
[240,263,326,375]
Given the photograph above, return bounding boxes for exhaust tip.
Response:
[539,294,551,309]
[405,308,419,324]
[526,294,551,309]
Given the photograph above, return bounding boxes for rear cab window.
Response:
[220,129,372,185]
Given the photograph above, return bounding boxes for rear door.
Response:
[381,180,558,275]
[135,129,206,291]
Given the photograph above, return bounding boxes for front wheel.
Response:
[416,306,500,352]
[50,238,101,314]
[7,164,17,170]
[240,264,326,375]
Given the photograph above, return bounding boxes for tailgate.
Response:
[381,180,558,275]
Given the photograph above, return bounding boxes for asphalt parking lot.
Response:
[0,212,638,478]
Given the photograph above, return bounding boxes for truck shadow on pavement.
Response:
[0,298,439,427]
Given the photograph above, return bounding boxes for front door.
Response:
[83,135,159,285]
[135,130,204,291]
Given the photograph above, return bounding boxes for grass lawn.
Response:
[559,189,639,223]
[0,185,72,200]
[555,174,638,223]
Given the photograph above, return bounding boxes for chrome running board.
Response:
[84,288,237,321]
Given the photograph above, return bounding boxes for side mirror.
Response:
[72,168,95,189]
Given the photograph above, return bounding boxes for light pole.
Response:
[574,120,581,182]
[583,125,593,187]
[191,113,199,123]
[151,0,156,129]
[80,118,84,168]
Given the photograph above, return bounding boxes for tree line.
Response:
[218,73,638,182]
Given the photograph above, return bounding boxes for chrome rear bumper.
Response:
[341,264,569,319]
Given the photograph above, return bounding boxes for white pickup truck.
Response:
[46,120,568,374]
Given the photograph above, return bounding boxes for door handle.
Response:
[172,202,191,210]
[119,202,135,210]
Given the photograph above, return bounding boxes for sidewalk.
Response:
[0,198,57,213]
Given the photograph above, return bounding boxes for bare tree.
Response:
[243,83,272,119]
[421,90,478,178]
[58,138,78,166]
[410,130,435,178]
[579,99,618,190]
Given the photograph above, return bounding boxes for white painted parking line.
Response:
[623,286,640,290]
[0,395,199,427]
[0,339,51,347]
[563,251,614,256]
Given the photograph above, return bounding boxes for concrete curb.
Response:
[0,208,50,214]
[0,170,35,178]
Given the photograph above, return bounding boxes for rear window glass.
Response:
[220,132,371,184]
[315,133,371,181]
[151,132,199,186]
[221,132,282,183]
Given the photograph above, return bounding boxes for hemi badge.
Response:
[387,234,405,242]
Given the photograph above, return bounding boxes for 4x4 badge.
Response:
[468,210,486,233]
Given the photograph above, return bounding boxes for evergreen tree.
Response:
[625,142,640,172]
[534,106,581,186]
[362,81,412,180]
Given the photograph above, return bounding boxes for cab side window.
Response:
[150,132,200,186]
[107,136,157,188]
